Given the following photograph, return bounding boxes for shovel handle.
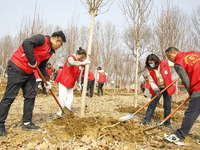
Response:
[135,77,180,114]
[35,66,63,111]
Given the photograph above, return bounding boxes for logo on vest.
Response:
[184,54,200,65]
[164,70,168,75]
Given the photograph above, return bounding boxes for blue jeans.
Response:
[143,88,172,126]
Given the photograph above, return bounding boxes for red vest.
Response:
[34,71,40,79]
[54,69,62,83]
[46,67,53,80]
[10,36,52,74]
[82,70,95,81]
[57,55,81,88]
[148,60,175,96]
[98,71,106,83]
[175,51,200,93]
[146,80,150,89]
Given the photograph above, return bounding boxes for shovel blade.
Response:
[61,107,72,118]
[119,113,135,121]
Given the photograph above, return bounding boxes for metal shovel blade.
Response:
[119,113,135,121]
[61,106,72,118]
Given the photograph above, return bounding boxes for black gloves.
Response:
[155,89,162,97]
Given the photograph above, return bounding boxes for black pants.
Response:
[98,82,104,95]
[35,81,47,95]
[86,80,95,97]
[0,65,36,125]
[143,89,172,126]
[176,96,200,139]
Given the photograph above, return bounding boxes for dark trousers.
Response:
[98,82,104,95]
[144,89,172,126]
[86,80,94,97]
[35,81,47,95]
[176,96,200,139]
[0,65,36,125]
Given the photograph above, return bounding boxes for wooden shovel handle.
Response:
[135,77,180,114]
[35,66,63,111]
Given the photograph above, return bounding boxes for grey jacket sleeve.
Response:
[174,64,191,95]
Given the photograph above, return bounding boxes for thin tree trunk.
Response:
[134,41,139,107]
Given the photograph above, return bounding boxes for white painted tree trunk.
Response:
[134,41,139,107]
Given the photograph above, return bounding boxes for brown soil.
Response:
[0,77,199,149]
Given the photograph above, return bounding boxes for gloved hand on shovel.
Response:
[155,89,162,97]
[81,58,90,65]
[44,81,51,92]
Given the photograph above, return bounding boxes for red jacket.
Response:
[82,70,95,81]
[98,71,107,83]
[148,60,175,96]
[10,36,52,74]
[175,51,200,93]
[57,55,81,88]
[54,69,62,83]
[46,67,53,80]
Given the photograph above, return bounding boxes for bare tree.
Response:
[81,0,114,117]
[192,5,200,49]
[121,0,152,107]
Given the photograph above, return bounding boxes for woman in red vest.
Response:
[56,47,90,117]
[81,66,95,98]
[97,67,107,96]
[0,31,66,136]
[140,54,175,127]
[164,47,200,146]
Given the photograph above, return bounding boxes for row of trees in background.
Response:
[0,0,200,91]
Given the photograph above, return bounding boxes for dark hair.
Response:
[47,63,51,65]
[51,31,66,42]
[76,47,87,56]
[97,67,102,70]
[165,47,179,53]
[58,66,63,69]
[145,54,160,69]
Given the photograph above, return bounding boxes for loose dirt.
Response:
[0,77,199,149]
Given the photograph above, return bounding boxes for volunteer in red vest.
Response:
[0,31,66,136]
[34,70,47,96]
[54,66,63,83]
[56,47,90,117]
[81,66,95,98]
[97,67,107,96]
[46,63,53,81]
[164,47,200,146]
[140,54,175,127]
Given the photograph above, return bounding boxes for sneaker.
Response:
[101,94,103,96]
[0,125,8,137]
[22,123,40,131]
[97,94,100,96]
[197,139,200,145]
[164,133,184,146]
[139,119,149,125]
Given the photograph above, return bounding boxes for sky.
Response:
[0,0,200,37]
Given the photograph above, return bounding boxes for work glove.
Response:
[81,58,90,65]
[44,81,51,92]
[28,62,37,68]
[154,89,162,97]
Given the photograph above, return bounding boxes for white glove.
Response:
[44,81,51,91]
[81,59,90,65]
[28,62,37,68]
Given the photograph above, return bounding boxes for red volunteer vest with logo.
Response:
[10,36,52,74]
[98,71,106,83]
[148,60,175,96]
[82,70,95,81]
[175,51,200,93]
[46,67,53,80]
[57,55,81,88]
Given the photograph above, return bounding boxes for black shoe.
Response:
[101,94,103,96]
[0,125,8,137]
[139,119,149,125]
[22,123,40,131]
[97,94,100,96]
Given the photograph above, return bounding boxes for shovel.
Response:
[35,66,70,117]
[119,77,180,121]
[143,96,190,134]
